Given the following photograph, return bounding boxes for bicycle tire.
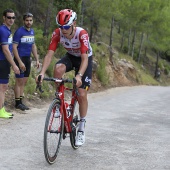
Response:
[70,101,80,149]
[43,99,64,164]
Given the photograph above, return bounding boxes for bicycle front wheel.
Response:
[70,101,80,149]
[43,99,64,164]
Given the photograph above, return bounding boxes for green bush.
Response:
[34,28,49,59]
[24,67,37,95]
[164,63,170,75]
[164,67,170,75]
[158,61,164,70]
[122,46,128,53]
[96,57,109,85]
[91,43,99,56]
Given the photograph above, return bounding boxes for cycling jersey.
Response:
[13,26,35,57]
[49,27,92,57]
[0,24,13,60]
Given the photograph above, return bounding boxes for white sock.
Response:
[78,117,86,132]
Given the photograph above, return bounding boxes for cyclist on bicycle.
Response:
[37,9,93,146]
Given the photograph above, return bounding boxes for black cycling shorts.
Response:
[0,59,11,84]
[14,57,31,78]
[56,53,93,89]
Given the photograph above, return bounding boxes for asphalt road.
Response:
[0,86,170,170]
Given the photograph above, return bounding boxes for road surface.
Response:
[0,86,170,170]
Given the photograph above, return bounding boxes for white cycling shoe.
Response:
[75,131,85,146]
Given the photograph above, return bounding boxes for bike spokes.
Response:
[44,100,64,164]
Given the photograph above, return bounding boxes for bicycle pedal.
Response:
[63,133,69,139]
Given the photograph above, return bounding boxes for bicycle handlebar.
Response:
[43,77,72,83]
[36,76,79,95]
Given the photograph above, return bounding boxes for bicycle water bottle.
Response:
[65,103,71,117]
[55,107,60,118]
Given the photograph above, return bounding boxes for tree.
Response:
[43,0,54,37]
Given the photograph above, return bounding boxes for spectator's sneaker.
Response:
[22,104,29,110]
[2,107,13,116]
[15,104,25,111]
[0,109,13,119]
[75,131,85,146]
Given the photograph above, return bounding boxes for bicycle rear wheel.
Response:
[70,101,80,149]
[43,99,64,164]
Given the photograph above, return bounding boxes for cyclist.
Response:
[37,9,93,146]
[13,12,40,111]
[0,9,20,119]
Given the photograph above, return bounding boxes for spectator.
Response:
[0,9,20,119]
[13,12,40,111]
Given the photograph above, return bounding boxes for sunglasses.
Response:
[6,16,16,19]
[59,25,72,30]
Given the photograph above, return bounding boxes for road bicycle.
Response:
[37,77,80,164]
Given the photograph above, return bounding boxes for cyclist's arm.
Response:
[75,53,88,87]
[40,50,54,75]
[77,53,88,76]
[37,30,59,82]
[77,30,90,77]
[37,50,54,83]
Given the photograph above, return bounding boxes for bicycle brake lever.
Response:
[36,75,44,93]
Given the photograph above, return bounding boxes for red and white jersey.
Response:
[48,27,92,57]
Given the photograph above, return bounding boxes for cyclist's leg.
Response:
[77,55,92,122]
[53,63,66,78]
[77,88,88,130]
[75,56,93,145]
[54,53,73,78]
[75,89,88,146]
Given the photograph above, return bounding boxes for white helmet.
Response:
[56,9,77,26]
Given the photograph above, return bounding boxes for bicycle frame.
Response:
[40,77,80,164]
[55,81,78,134]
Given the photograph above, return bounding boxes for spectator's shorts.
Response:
[0,59,11,84]
[14,57,31,78]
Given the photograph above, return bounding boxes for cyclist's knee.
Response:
[54,64,66,77]
[78,96,87,106]
[78,89,87,102]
